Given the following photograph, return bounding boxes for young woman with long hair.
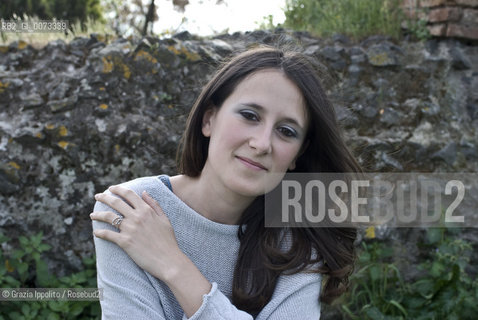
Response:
[90,46,362,319]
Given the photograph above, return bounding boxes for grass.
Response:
[338,228,478,319]
[0,232,100,319]
[283,0,404,40]
[0,14,115,49]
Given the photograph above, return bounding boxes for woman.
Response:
[90,46,361,319]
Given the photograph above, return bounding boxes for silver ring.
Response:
[111,216,123,228]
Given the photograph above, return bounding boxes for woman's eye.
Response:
[278,126,298,138]
[240,110,259,121]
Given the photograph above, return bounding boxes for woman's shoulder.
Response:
[104,174,169,196]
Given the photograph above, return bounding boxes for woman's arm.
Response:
[92,185,213,317]
[92,199,167,319]
[161,253,212,318]
[173,268,321,320]
[92,185,321,320]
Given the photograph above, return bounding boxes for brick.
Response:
[402,0,419,8]
[402,3,419,19]
[455,0,478,7]
[462,8,478,25]
[428,23,448,35]
[420,0,452,8]
[429,7,463,22]
[446,23,478,39]
[403,8,417,19]
[402,7,429,19]
[402,0,419,6]
[402,0,420,13]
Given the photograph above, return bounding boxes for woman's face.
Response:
[201,68,308,197]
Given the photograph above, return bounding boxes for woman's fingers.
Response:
[142,191,165,216]
[91,211,124,244]
[95,190,136,217]
[93,228,122,244]
[90,211,123,227]
[108,185,146,209]
[95,186,159,219]
[91,188,181,280]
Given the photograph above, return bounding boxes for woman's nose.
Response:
[248,127,272,154]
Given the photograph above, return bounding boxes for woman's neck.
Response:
[169,173,255,225]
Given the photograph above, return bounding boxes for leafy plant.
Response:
[0,13,114,47]
[0,0,104,29]
[405,18,430,42]
[283,0,404,40]
[402,228,478,319]
[341,228,478,319]
[256,14,277,31]
[342,241,408,319]
[0,232,100,320]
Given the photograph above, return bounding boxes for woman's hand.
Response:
[90,185,184,281]
[91,185,214,317]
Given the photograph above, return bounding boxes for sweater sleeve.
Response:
[93,178,321,319]
[93,196,167,320]
[182,271,321,320]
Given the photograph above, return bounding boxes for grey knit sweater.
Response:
[92,175,322,319]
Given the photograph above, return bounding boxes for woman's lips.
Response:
[236,156,268,171]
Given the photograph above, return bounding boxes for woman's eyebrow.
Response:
[239,103,305,129]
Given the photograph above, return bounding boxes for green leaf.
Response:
[369,265,381,282]
[414,279,435,299]
[32,252,40,261]
[38,244,51,252]
[31,232,43,247]
[405,296,425,309]
[47,300,68,312]
[359,250,371,263]
[426,228,443,244]
[341,305,360,319]
[364,306,385,320]
[5,275,21,287]
[450,264,460,283]
[46,312,61,320]
[389,299,407,317]
[430,261,445,278]
[82,256,96,267]
[17,262,29,275]
[12,249,25,260]
[378,246,394,259]
[21,304,30,315]
[0,233,10,244]
[19,236,29,247]
[8,311,22,319]
[69,302,86,316]
[35,260,56,287]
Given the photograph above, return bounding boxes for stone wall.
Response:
[402,0,478,40]
[0,30,477,309]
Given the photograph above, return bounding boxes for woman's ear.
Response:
[201,107,217,137]
[288,162,296,171]
[289,139,310,171]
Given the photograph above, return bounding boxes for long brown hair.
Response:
[177,46,362,313]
